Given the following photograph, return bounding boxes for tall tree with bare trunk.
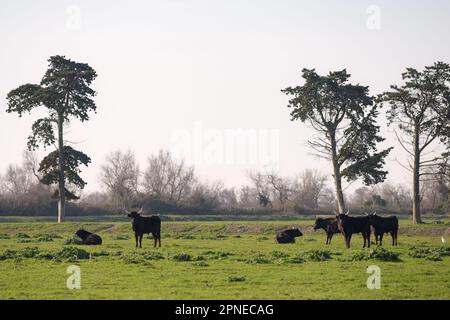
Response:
[6,56,97,222]
[381,62,450,224]
[282,69,392,213]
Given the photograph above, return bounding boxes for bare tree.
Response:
[99,150,140,209]
[318,187,336,208]
[291,169,327,209]
[380,183,412,211]
[142,150,195,204]
[265,170,291,209]
[0,151,53,215]
[188,181,223,210]
[218,188,239,208]
[421,171,449,212]
[238,186,259,208]
[248,171,272,208]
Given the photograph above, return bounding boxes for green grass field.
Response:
[0,218,449,300]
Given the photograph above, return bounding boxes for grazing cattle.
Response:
[127,210,161,248]
[75,229,102,245]
[276,228,303,244]
[313,217,340,245]
[336,211,371,249]
[368,212,398,246]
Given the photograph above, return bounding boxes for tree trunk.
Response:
[330,130,346,214]
[57,113,66,223]
[412,126,422,224]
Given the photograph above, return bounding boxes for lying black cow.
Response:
[336,212,371,249]
[276,228,303,244]
[368,212,398,246]
[75,229,102,245]
[127,210,161,248]
[313,217,340,245]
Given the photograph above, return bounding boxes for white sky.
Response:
[1,0,450,193]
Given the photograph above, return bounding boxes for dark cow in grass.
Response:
[75,229,102,245]
[336,211,371,249]
[127,210,161,248]
[276,228,303,244]
[368,212,398,246]
[313,217,340,245]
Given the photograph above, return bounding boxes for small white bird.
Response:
[442,236,446,244]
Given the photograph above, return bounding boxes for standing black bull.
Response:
[127,210,161,248]
[75,229,102,245]
[313,217,340,245]
[336,211,371,249]
[276,228,303,244]
[368,212,398,246]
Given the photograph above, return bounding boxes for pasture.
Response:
[0,218,449,300]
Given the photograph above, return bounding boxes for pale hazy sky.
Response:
[1,0,450,193]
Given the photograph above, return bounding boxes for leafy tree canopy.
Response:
[383,61,450,149]
[38,146,91,200]
[6,55,97,150]
[282,68,392,185]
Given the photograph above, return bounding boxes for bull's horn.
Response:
[345,210,349,215]
[138,207,144,214]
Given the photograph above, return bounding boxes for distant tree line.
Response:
[1,149,450,217]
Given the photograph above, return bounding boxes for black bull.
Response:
[128,211,161,248]
[337,214,371,248]
[313,217,340,245]
[369,213,398,246]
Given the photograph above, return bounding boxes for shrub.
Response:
[283,255,305,264]
[15,233,30,239]
[91,251,110,257]
[63,236,84,245]
[301,250,332,262]
[408,246,449,261]
[0,247,42,260]
[142,251,164,260]
[270,251,289,259]
[37,252,57,261]
[246,254,271,264]
[17,247,42,258]
[201,250,232,260]
[122,253,146,264]
[55,247,90,262]
[35,234,54,242]
[122,251,164,264]
[351,247,400,262]
[0,233,10,240]
[16,239,32,243]
[171,252,192,262]
[228,276,246,282]
[192,261,209,267]
[0,249,18,260]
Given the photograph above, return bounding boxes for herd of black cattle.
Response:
[73,211,398,249]
[276,212,399,248]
